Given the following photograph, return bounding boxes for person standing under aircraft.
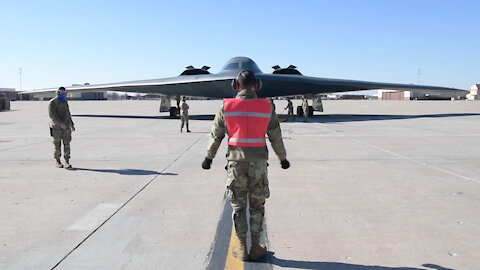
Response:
[48,87,75,169]
[175,95,181,115]
[302,97,309,122]
[201,70,290,261]
[285,98,293,116]
[180,97,191,133]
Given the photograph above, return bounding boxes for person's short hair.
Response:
[56,86,66,94]
[237,70,256,88]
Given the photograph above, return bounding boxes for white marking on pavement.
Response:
[316,125,480,184]
[53,135,206,269]
[67,203,122,231]
[353,139,480,184]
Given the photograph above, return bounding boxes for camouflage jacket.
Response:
[181,102,189,116]
[205,89,287,161]
[48,97,74,129]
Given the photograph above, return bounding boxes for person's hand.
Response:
[60,124,67,130]
[202,158,212,170]
[280,159,290,169]
[71,126,76,131]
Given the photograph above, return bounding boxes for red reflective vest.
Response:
[224,98,271,147]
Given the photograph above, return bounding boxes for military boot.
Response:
[55,159,63,168]
[232,236,248,261]
[64,160,72,170]
[249,236,267,261]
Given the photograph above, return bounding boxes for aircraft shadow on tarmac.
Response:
[72,168,177,176]
[250,252,453,270]
[72,114,215,120]
[73,113,479,123]
[278,113,480,123]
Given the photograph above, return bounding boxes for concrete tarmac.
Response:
[1,99,480,270]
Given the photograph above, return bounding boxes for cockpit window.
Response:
[240,61,262,73]
[222,62,239,70]
[220,58,263,73]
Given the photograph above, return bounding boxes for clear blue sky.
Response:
[1,0,479,91]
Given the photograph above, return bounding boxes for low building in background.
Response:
[0,88,14,110]
[0,88,17,101]
[334,90,378,100]
[380,90,410,100]
[69,84,107,100]
[28,83,108,100]
[466,84,479,100]
[379,89,466,100]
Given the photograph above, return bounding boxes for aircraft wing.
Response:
[20,73,236,98]
[255,74,468,98]
[21,70,467,99]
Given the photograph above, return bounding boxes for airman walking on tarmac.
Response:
[202,70,290,261]
[180,97,191,133]
[48,87,75,169]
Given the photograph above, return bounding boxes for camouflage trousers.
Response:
[226,160,270,239]
[180,114,189,128]
[51,128,72,161]
[303,107,309,121]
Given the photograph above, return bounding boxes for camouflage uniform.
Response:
[180,100,190,131]
[176,95,181,109]
[206,89,287,239]
[176,95,181,115]
[226,160,269,239]
[302,98,309,122]
[285,99,293,115]
[48,96,74,162]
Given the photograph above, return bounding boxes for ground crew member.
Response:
[201,70,290,261]
[302,97,309,122]
[175,95,181,115]
[285,98,293,116]
[180,97,191,133]
[269,97,276,111]
[48,87,75,169]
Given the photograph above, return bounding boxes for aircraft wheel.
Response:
[169,107,178,118]
[296,106,304,116]
[308,106,314,117]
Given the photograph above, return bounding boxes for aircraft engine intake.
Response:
[272,65,302,75]
[180,65,211,76]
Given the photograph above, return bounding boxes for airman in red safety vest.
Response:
[202,70,290,261]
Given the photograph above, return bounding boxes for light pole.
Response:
[19,68,22,92]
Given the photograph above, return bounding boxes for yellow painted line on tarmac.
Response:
[224,226,244,270]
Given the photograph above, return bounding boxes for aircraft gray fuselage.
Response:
[22,56,467,99]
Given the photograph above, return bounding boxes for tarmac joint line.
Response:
[50,134,205,269]
[354,138,480,185]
